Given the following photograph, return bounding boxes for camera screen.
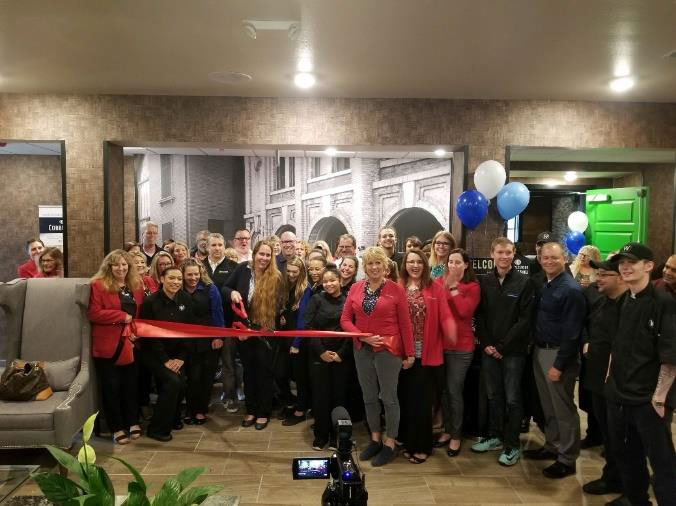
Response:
[292,458,330,480]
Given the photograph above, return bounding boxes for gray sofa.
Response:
[0,278,95,449]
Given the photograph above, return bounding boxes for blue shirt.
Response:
[535,271,586,371]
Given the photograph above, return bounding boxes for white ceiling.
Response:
[122,145,454,159]
[1,0,676,101]
[0,142,62,155]
[510,147,676,163]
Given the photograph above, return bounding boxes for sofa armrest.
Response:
[57,367,90,410]
[53,367,92,448]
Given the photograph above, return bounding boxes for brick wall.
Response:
[1,94,675,275]
[0,155,62,281]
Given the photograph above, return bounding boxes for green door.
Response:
[585,187,648,258]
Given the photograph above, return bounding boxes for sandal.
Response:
[409,454,429,464]
[114,432,130,445]
[129,426,142,440]
[433,435,451,448]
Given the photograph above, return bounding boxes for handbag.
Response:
[0,360,53,401]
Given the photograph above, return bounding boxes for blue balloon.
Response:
[565,231,586,255]
[496,182,530,220]
[456,190,489,229]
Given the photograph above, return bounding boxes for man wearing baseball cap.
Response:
[529,231,552,278]
[605,242,676,506]
[580,256,626,496]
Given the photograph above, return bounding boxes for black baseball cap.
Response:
[614,242,654,262]
[590,256,620,272]
[536,231,553,245]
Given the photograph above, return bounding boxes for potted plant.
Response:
[31,412,224,505]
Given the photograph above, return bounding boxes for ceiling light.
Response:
[434,148,446,157]
[294,72,316,89]
[614,59,631,78]
[564,171,578,182]
[325,147,337,156]
[545,180,559,188]
[297,58,313,73]
[610,76,634,93]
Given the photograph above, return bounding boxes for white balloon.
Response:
[474,160,506,199]
[568,211,589,232]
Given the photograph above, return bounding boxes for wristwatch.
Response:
[653,399,665,407]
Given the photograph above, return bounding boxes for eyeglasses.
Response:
[235,236,250,241]
[435,241,451,246]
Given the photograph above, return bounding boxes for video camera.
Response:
[292,407,368,506]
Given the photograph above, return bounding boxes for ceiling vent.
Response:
[208,71,252,85]
[242,19,300,40]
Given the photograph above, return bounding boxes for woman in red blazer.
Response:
[88,249,144,445]
[341,246,414,467]
[433,248,480,456]
[397,249,456,464]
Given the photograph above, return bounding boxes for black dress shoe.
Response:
[543,461,576,479]
[146,431,172,442]
[255,419,269,430]
[282,413,306,426]
[580,437,603,449]
[605,496,632,506]
[173,421,184,430]
[523,447,558,460]
[583,478,623,495]
[241,417,256,427]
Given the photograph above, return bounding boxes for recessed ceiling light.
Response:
[610,76,634,93]
[294,72,316,89]
[297,58,313,73]
[434,148,446,157]
[325,147,337,156]
[564,171,577,182]
[545,180,559,188]
[209,71,252,84]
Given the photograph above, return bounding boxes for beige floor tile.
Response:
[425,476,523,504]
[454,451,537,478]
[224,451,298,475]
[143,451,228,475]
[196,431,271,451]
[360,473,436,504]
[124,430,203,452]
[192,474,263,503]
[96,450,156,475]
[257,473,328,504]
[508,476,609,504]
[269,431,317,451]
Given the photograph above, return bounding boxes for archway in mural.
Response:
[388,207,444,251]
[308,217,349,255]
[275,224,296,236]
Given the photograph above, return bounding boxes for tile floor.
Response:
[5,401,673,505]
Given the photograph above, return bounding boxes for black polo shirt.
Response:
[606,282,676,407]
[534,270,586,371]
[142,244,162,266]
[139,289,194,364]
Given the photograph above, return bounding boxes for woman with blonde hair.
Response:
[295,240,311,262]
[87,249,144,444]
[172,240,190,269]
[222,240,283,430]
[36,247,64,278]
[570,245,601,288]
[149,250,174,291]
[341,246,414,467]
[313,240,334,262]
[268,235,282,257]
[180,259,224,425]
[429,231,457,279]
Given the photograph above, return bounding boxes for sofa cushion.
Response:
[44,357,80,391]
[0,391,68,430]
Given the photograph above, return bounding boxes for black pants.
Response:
[94,358,139,433]
[186,348,219,416]
[398,360,438,455]
[134,347,153,408]
[521,350,545,431]
[589,391,621,487]
[310,356,350,442]
[607,401,676,506]
[239,338,274,418]
[271,340,294,407]
[143,352,186,435]
[578,356,602,442]
[482,354,526,449]
[291,341,312,412]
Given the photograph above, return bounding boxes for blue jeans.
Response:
[442,350,474,439]
[482,353,526,449]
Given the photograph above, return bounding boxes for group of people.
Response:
[16,221,676,506]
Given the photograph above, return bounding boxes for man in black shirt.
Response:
[473,237,536,466]
[275,231,297,274]
[524,242,586,479]
[605,243,676,506]
[580,257,626,496]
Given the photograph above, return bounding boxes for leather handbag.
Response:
[0,360,53,401]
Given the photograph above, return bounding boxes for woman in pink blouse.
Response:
[398,249,456,464]
[433,248,480,456]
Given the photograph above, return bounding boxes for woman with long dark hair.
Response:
[36,247,64,278]
[222,240,283,430]
[434,248,480,456]
[397,249,456,463]
[181,259,224,425]
[341,246,414,467]
[88,250,144,444]
[339,255,359,295]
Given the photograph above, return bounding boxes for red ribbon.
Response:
[130,319,371,340]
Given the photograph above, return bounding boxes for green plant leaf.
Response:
[173,467,205,491]
[151,478,181,506]
[64,494,97,506]
[82,411,98,444]
[178,485,224,505]
[122,481,151,506]
[32,472,82,502]
[85,465,115,506]
[45,445,87,483]
[111,456,147,493]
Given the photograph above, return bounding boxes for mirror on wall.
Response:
[121,145,460,257]
[0,140,66,282]
[506,146,676,264]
